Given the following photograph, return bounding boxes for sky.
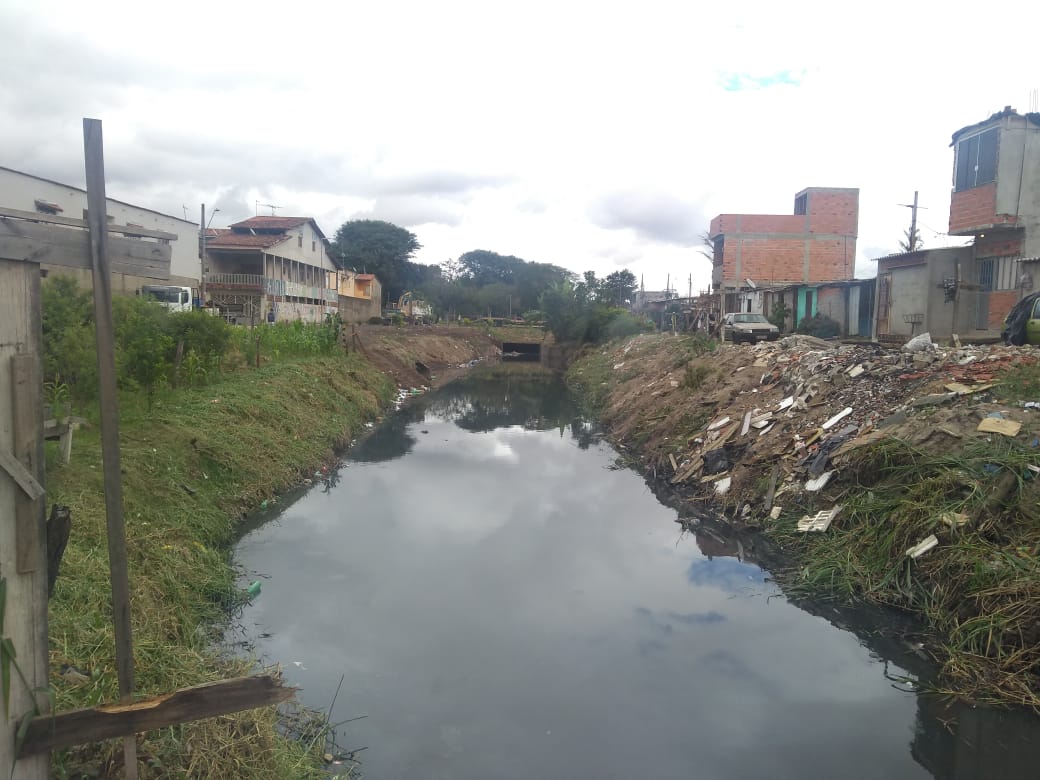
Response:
[2,0,1037,293]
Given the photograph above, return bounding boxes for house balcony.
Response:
[204,273,337,303]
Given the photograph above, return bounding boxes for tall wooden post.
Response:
[83,118,139,779]
[0,259,49,779]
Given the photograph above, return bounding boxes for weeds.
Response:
[771,436,1040,707]
[46,356,394,776]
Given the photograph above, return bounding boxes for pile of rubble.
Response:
[647,334,1038,520]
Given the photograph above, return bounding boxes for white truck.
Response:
[139,285,197,313]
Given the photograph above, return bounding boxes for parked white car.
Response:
[721,312,780,344]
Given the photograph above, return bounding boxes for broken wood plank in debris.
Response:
[944,381,995,396]
[670,456,703,485]
[777,396,794,411]
[822,407,852,430]
[846,364,865,378]
[707,416,731,431]
[764,464,779,511]
[797,505,842,532]
[18,675,295,757]
[740,410,752,437]
[977,417,1021,437]
[831,430,890,460]
[668,453,678,473]
[906,534,939,559]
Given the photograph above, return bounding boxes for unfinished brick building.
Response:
[708,187,859,318]
[948,107,1040,331]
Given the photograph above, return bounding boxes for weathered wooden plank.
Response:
[83,118,139,778]
[12,351,45,575]
[0,260,50,779]
[0,445,45,501]
[18,676,295,756]
[0,206,179,240]
[0,218,171,279]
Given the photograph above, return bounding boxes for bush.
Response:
[168,310,231,367]
[768,300,790,331]
[796,313,841,339]
[367,316,383,325]
[113,296,174,406]
[41,275,98,399]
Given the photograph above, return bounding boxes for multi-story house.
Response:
[708,187,860,325]
[948,106,1040,331]
[203,216,342,324]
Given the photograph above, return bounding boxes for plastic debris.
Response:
[247,580,262,598]
[714,477,732,495]
[822,407,853,430]
[940,512,970,528]
[769,506,783,520]
[906,535,939,559]
[903,332,934,352]
[805,470,835,492]
[797,505,842,532]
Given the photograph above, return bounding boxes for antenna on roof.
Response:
[257,203,282,216]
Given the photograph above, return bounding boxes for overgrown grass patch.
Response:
[770,436,1040,707]
[46,355,394,776]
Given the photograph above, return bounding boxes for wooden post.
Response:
[0,259,50,779]
[82,118,138,779]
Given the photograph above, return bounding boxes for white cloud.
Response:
[2,0,1037,295]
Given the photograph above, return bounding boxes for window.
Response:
[955,128,998,191]
[312,240,316,252]
[298,234,303,248]
[712,236,724,265]
[794,193,808,215]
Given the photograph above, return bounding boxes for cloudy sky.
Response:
[2,0,1036,292]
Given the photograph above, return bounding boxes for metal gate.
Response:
[976,258,994,330]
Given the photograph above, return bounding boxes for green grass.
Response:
[770,436,1040,707]
[46,355,394,777]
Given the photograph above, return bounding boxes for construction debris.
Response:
[796,505,843,532]
[977,417,1022,437]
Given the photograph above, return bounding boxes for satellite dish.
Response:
[745,278,757,289]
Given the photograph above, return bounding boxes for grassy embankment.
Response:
[46,355,394,777]
[567,337,1040,709]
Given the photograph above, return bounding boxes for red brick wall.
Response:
[988,290,1018,330]
[975,232,1024,258]
[808,191,859,235]
[734,238,806,285]
[809,239,855,282]
[738,214,806,233]
[950,184,997,234]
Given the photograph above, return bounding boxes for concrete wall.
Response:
[339,294,381,323]
[0,166,199,285]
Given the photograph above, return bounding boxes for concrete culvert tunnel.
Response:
[501,342,541,362]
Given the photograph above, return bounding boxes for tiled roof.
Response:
[230,216,311,230]
[205,232,289,249]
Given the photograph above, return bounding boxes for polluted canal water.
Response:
[234,372,1040,779]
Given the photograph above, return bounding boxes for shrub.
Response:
[796,313,840,339]
[367,316,383,325]
[168,310,231,367]
[768,300,790,331]
[41,275,98,399]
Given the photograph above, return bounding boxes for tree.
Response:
[898,227,922,253]
[332,220,422,302]
[602,270,638,306]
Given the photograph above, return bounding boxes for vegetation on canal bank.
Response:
[565,333,1040,709]
[46,356,394,777]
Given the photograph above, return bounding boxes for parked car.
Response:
[721,312,780,344]
[1002,292,1040,345]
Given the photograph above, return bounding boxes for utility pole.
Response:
[898,191,927,251]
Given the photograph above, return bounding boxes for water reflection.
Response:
[235,372,1040,780]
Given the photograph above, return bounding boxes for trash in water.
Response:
[247,580,262,598]
[906,535,939,559]
[797,505,842,532]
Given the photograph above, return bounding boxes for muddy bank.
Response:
[567,333,1040,707]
